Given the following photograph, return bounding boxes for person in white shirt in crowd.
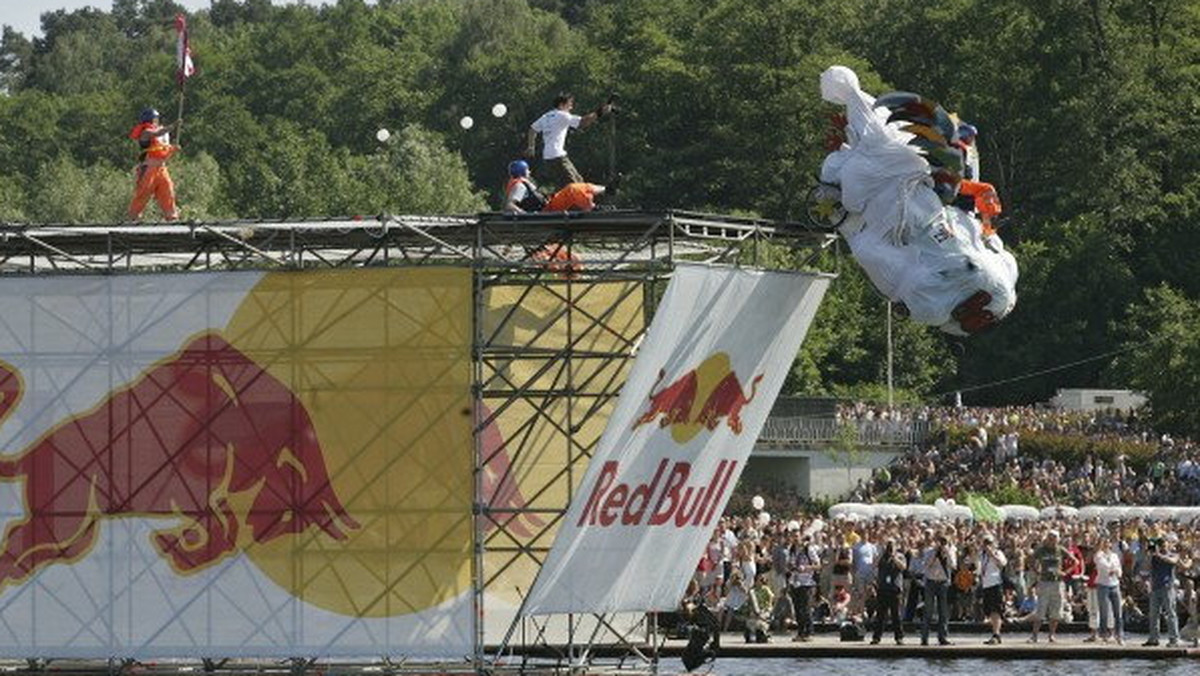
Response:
[1093,535,1124,644]
[851,528,878,616]
[978,533,1009,644]
[525,92,612,188]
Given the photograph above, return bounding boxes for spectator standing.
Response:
[978,534,1008,644]
[871,538,907,645]
[1029,530,1076,643]
[788,534,820,642]
[1094,535,1124,644]
[921,531,956,646]
[1144,535,1181,647]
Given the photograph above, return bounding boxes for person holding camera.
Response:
[921,530,956,646]
[1144,534,1181,647]
[871,538,907,645]
[788,532,820,642]
[978,533,1008,644]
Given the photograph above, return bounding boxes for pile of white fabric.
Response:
[819,65,1018,336]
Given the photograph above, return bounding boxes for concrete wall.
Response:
[746,446,904,499]
[1050,388,1147,412]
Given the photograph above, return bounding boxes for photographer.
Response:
[920,530,956,646]
[871,538,907,645]
[978,534,1008,644]
[788,532,820,642]
[1144,534,1181,647]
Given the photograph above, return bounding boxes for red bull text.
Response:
[576,459,738,528]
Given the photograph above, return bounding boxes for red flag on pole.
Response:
[175,14,195,86]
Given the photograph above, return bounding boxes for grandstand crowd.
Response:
[690,403,1200,646]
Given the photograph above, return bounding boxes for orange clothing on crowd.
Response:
[544,182,602,212]
[959,179,1002,235]
[128,165,179,221]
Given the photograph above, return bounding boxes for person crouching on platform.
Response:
[127,108,180,222]
[503,160,547,213]
[544,182,607,213]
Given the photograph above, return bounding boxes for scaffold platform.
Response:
[0,210,834,273]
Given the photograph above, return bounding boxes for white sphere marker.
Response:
[491,103,508,118]
[459,116,474,130]
[375,128,391,142]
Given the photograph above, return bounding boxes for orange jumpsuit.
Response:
[127,123,179,221]
[544,183,602,212]
[959,179,1002,234]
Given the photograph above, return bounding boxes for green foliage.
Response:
[1107,284,1200,437]
[0,0,1196,421]
[27,155,130,223]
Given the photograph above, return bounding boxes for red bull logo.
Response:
[633,352,763,444]
[0,331,358,589]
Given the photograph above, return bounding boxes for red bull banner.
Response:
[523,264,831,614]
[0,269,474,658]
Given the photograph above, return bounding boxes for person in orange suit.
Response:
[544,182,607,212]
[959,179,1002,235]
[127,108,180,221]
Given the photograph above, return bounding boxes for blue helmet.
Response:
[140,108,161,123]
[509,159,530,177]
[958,123,978,142]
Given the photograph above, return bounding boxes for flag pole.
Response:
[175,81,186,146]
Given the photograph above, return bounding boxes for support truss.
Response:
[0,211,834,674]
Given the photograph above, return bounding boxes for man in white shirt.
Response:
[978,534,1009,644]
[526,93,611,187]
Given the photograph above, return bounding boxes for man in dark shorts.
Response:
[978,533,1008,644]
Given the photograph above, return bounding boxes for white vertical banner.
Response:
[523,264,831,614]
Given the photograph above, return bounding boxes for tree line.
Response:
[1,0,1198,433]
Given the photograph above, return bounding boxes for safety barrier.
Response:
[758,417,929,446]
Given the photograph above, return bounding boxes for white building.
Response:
[1049,388,1147,412]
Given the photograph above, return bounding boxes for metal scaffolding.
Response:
[0,211,835,674]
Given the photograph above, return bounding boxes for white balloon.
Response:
[492,103,508,117]
[787,520,801,532]
[934,498,947,509]
[459,116,475,130]
[757,512,771,527]
[751,495,765,511]
[375,128,391,142]
[946,498,956,507]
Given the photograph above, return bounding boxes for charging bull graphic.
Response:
[633,352,763,444]
[0,331,358,589]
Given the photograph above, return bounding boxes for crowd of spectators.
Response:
[688,513,1200,646]
[692,403,1200,645]
[839,404,1200,508]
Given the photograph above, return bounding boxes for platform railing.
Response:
[759,417,930,447]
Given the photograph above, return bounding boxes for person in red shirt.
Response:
[127,108,181,221]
